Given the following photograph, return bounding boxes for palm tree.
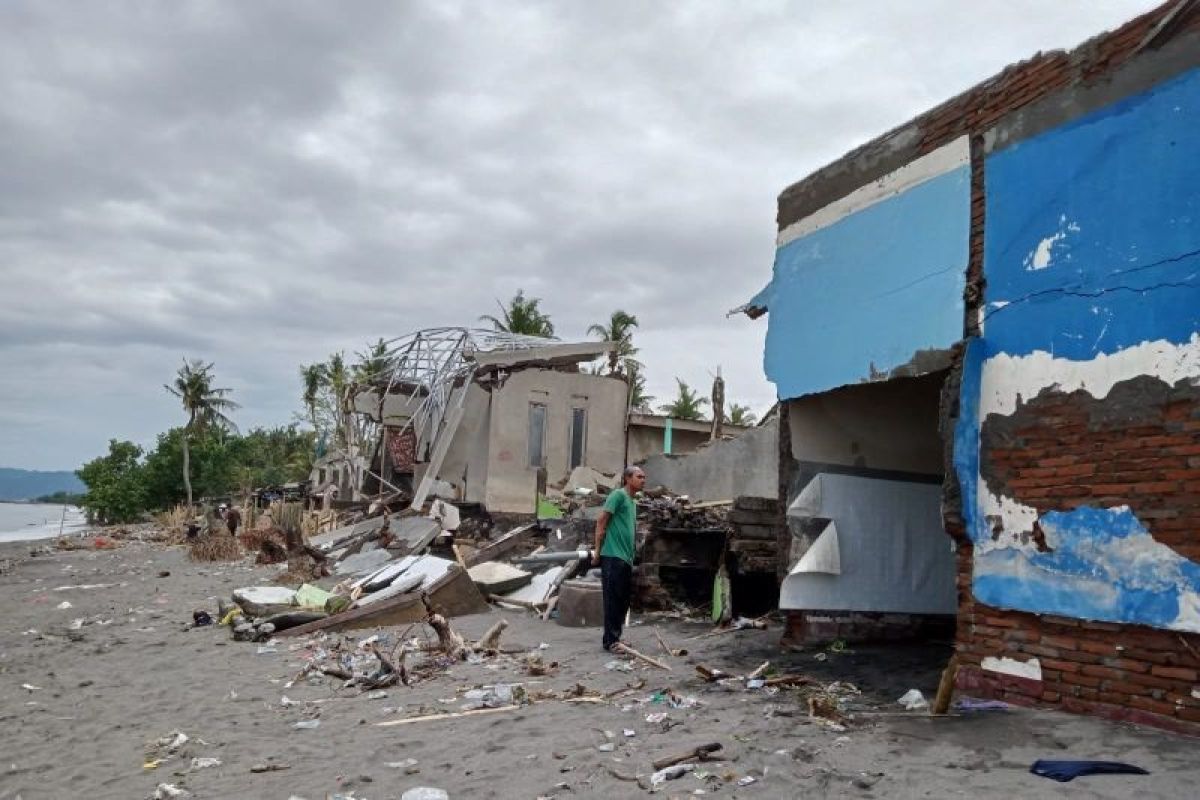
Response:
[480,290,555,337]
[659,378,708,421]
[353,338,391,385]
[728,404,757,426]
[627,363,653,412]
[587,310,639,376]
[300,362,327,432]
[165,359,239,508]
[325,352,351,450]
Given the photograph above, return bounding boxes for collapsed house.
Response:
[739,2,1200,731]
[348,328,627,514]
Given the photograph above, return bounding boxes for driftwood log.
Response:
[652,742,723,771]
[421,595,468,659]
[474,619,509,653]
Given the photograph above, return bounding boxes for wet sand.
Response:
[1,536,1197,799]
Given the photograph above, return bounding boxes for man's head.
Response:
[622,466,646,493]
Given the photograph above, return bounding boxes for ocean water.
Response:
[0,502,89,543]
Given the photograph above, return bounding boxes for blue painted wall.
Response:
[754,164,969,400]
[959,66,1200,632]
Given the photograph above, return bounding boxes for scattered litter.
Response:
[56,601,72,610]
[737,776,757,787]
[21,683,41,692]
[400,789,449,800]
[623,728,636,738]
[367,690,389,700]
[293,719,321,730]
[597,743,616,752]
[955,697,1011,712]
[154,784,188,799]
[189,757,222,771]
[651,763,694,787]
[898,689,928,710]
[1030,760,1149,782]
[386,758,420,774]
[606,660,633,673]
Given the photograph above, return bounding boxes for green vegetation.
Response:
[165,359,240,507]
[77,440,147,524]
[659,378,709,421]
[33,490,87,505]
[76,425,314,524]
[728,403,757,426]
[480,289,555,337]
[588,309,640,377]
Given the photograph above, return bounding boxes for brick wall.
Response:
[727,495,781,575]
[956,544,1200,733]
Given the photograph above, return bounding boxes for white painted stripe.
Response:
[980,333,1200,418]
[981,655,1043,681]
[777,136,970,248]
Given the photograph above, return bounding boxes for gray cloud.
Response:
[0,0,1158,469]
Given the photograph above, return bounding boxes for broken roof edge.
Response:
[729,279,773,320]
[472,339,614,369]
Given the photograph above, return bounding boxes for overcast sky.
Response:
[0,1,1160,471]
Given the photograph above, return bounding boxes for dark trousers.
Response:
[600,555,633,650]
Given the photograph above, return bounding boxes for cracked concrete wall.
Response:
[955,64,1200,633]
[483,369,627,513]
[640,416,777,502]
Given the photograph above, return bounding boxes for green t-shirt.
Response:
[600,488,637,564]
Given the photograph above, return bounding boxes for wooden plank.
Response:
[377,705,520,727]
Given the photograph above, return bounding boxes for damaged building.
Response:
[740,2,1200,731]
[350,327,628,514]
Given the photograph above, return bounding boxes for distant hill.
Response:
[0,468,85,502]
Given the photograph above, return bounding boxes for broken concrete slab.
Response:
[354,572,425,607]
[468,562,533,595]
[463,523,538,568]
[564,465,616,494]
[278,565,489,637]
[232,586,297,617]
[389,516,442,553]
[309,513,394,551]
[334,549,395,576]
[556,580,603,627]
[355,555,456,607]
[502,566,564,606]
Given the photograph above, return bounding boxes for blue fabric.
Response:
[1030,760,1149,782]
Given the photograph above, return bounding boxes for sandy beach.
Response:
[1,534,1198,800]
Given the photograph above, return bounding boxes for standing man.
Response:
[593,465,645,651]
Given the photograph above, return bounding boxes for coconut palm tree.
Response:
[626,363,654,412]
[165,359,239,508]
[300,362,327,432]
[587,310,640,376]
[659,378,708,421]
[728,404,757,426]
[353,338,391,385]
[480,290,555,337]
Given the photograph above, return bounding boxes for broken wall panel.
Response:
[957,65,1200,633]
[752,137,969,400]
[781,473,956,615]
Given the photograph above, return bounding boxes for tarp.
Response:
[781,473,956,614]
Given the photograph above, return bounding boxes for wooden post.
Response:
[931,654,959,716]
